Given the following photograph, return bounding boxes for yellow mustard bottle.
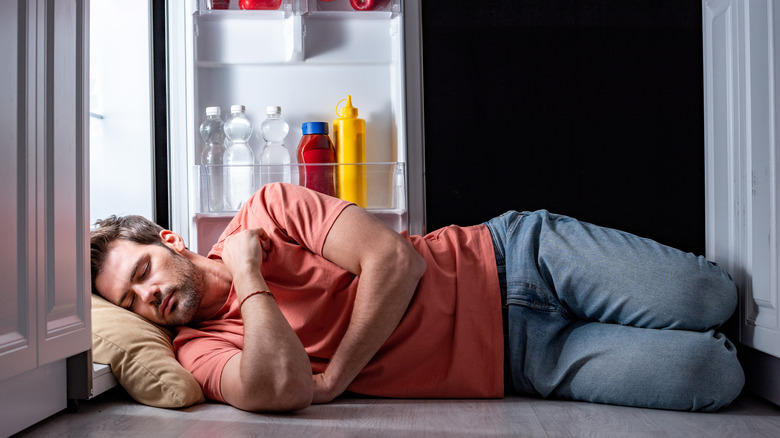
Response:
[333,95,367,207]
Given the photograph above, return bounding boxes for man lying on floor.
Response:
[90,182,744,412]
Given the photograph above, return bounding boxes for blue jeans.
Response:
[485,210,745,411]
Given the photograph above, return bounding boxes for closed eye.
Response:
[124,260,149,310]
[125,294,135,310]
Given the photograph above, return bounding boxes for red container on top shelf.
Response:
[239,0,282,10]
[209,0,230,9]
[297,122,337,197]
[350,0,390,11]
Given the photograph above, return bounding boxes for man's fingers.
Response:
[256,228,272,252]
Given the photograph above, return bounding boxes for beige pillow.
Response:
[91,294,205,408]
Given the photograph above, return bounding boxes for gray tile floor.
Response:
[15,388,780,437]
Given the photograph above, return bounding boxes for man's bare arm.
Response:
[219,228,313,412]
[313,205,427,403]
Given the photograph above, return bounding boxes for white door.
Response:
[0,0,36,385]
[0,0,91,435]
[703,0,780,405]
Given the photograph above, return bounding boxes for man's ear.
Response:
[159,230,186,253]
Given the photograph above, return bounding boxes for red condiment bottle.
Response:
[239,0,282,10]
[297,122,337,197]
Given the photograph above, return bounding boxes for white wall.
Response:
[89,0,155,224]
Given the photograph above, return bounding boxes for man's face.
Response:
[94,238,206,326]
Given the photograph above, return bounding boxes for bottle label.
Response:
[300,149,336,197]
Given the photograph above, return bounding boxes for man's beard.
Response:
[161,250,206,326]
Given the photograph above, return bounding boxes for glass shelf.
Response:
[196,161,406,213]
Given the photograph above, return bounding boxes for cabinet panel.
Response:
[0,0,36,382]
[37,0,90,364]
[704,0,738,270]
[742,0,780,356]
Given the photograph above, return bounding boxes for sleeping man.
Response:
[90,182,744,412]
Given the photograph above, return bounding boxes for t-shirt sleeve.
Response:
[209,183,352,259]
[173,327,241,403]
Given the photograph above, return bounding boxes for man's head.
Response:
[91,215,206,326]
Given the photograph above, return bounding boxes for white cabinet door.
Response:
[0,0,91,435]
[36,0,91,364]
[0,0,37,383]
[703,0,780,405]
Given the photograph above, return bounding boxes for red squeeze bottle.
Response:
[297,122,337,197]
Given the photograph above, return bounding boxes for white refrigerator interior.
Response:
[167,0,425,256]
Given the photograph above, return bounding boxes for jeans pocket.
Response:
[506,280,562,314]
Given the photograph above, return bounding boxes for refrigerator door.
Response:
[167,0,424,255]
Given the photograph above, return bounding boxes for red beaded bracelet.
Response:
[239,290,274,308]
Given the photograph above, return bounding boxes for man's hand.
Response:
[220,228,272,280]
[311,372,344,404]
[316,205,427,402]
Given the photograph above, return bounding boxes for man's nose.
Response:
[137,283,161,305]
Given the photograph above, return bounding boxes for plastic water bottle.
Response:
[223,105,254,210]
[257,106,291,186]
[200,106,225,212]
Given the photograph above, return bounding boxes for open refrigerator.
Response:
[165,0,425,255]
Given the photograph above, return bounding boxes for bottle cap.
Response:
[302,122,329,135]
[206,106,221,116]
[266,106,281,115]
[230,104,245,113]
[337,95,358,118]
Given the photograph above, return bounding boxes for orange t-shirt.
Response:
[173,183,503,402]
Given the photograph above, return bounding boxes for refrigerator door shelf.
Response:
[192,208,406,256]
[200,0,295,14]
[195,9,299,64]
[302,10,396,64]
[308,0,400,15]
[194,6,398,65]
[199,1,400,15]
[196,161,406,211]
[194,161,406,256]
